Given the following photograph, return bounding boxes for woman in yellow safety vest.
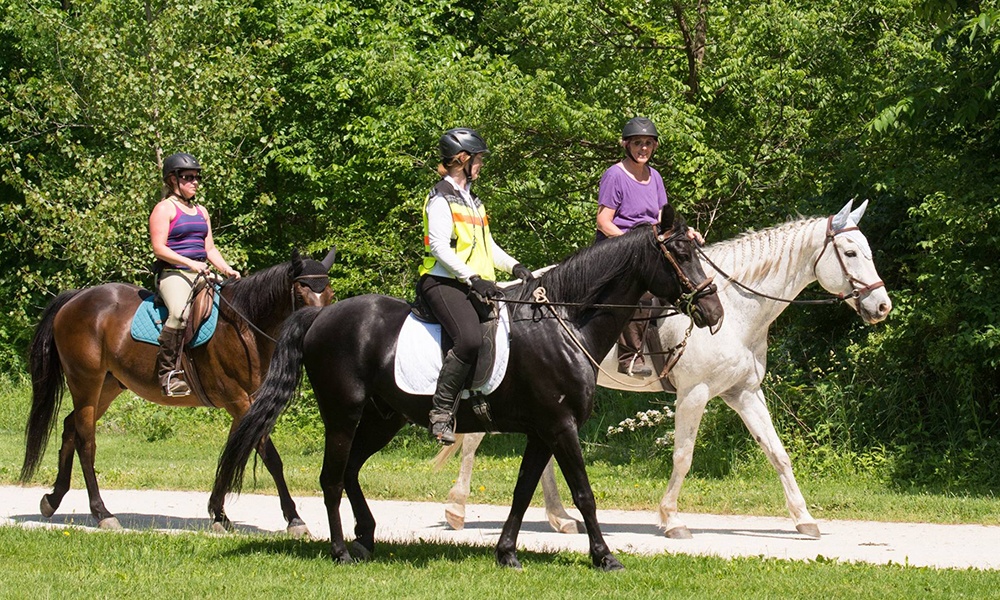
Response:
[417,127,534,445]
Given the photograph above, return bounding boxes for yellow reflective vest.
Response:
[419,179,496,281]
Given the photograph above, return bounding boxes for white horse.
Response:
[434,200,892,539]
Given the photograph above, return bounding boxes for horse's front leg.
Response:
[550,428,623,571]
[658,386,711,539]
[495,434,552,570]
[444,431,486,530]
[725,388,820,538]
[541,458,582,534]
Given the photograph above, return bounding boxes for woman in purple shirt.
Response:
[148,152,240,396]
[596,117,702,377]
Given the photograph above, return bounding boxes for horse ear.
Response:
[849,199,869,224]
[291,249,303,274]
[658,204,676,236]
[831,199,853,231]
[321,247,337,271]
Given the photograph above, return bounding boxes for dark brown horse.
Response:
[214,208,724,570]
[21,250,335,534]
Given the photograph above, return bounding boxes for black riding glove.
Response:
[469,275,503,300]
[511,263,534,282]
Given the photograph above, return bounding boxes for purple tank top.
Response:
[165,203,208,268]
[595,163,668,242]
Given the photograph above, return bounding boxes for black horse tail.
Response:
[21,290,81,482]
[213,305,325,497]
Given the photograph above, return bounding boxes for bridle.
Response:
[215,272,332,343]
[653,223,718,318]
[813,216,886,302]
[696,216,885,310]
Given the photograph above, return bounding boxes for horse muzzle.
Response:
[682,276,723,330]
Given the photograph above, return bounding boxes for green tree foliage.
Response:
[2,0,999,489]
[0,0,276,365]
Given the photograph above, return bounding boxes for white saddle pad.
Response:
[393,303,511,396]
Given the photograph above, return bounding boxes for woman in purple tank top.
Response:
[148,152,241,397]
[595,118,703,378]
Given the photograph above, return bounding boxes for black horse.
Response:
[213,207,724,570]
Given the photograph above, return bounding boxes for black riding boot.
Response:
[156,325,191,397]
[428,350,473,446]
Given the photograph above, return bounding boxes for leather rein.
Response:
[695,215,885,310]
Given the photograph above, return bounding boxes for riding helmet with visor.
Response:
[439,128,489,165]
[162,152,202,182]
[621,117,659,162]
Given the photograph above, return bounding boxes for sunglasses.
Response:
[178,173,203,183]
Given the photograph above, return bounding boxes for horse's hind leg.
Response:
[541,458,583,534]
[40,411,79,517]
[344,404,407,559]
[444,431,485,530]
[69,376,122,529]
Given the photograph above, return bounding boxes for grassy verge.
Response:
[0,526,997,599]
[1,378,998,525]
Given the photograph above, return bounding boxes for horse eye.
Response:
[845,250,857,258]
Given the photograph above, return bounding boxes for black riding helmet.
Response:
[439,128,489,162]
[162,152,202,182]
[439,128,489,182]
[621,117,659,163]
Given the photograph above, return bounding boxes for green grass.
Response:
[0,526,997,599]
[3,378,1000,595]
[2,376,998,526]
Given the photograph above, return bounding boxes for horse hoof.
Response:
[558,519,583,535]
[797,523,821,539]
[665,526,693,539]
[349,541,373,562]
[98,517,122,530]
[40,496,56,518]
[287,523,312,539]
[211,521,230,534]
[444,505,466,531]
[496,554,522,570]
[596,555,625,572]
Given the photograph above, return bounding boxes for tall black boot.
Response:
[428,350,473,445]
[156,325,191,397]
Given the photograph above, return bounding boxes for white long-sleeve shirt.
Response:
[424,176,518,283]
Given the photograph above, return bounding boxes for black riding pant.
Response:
[418,275,483,364]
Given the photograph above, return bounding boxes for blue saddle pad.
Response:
[130,287,220,348]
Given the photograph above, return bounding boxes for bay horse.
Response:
[437,199,892,539]
[212,207,724,570]
[21,250,336,534]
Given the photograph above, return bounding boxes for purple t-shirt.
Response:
[596,163,668,241]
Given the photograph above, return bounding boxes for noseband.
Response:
[653,224,717,316]
[812,216,885,302]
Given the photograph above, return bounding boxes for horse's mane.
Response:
[220,261,292,324]
[514,221,684,317]
[703,216,825,286]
